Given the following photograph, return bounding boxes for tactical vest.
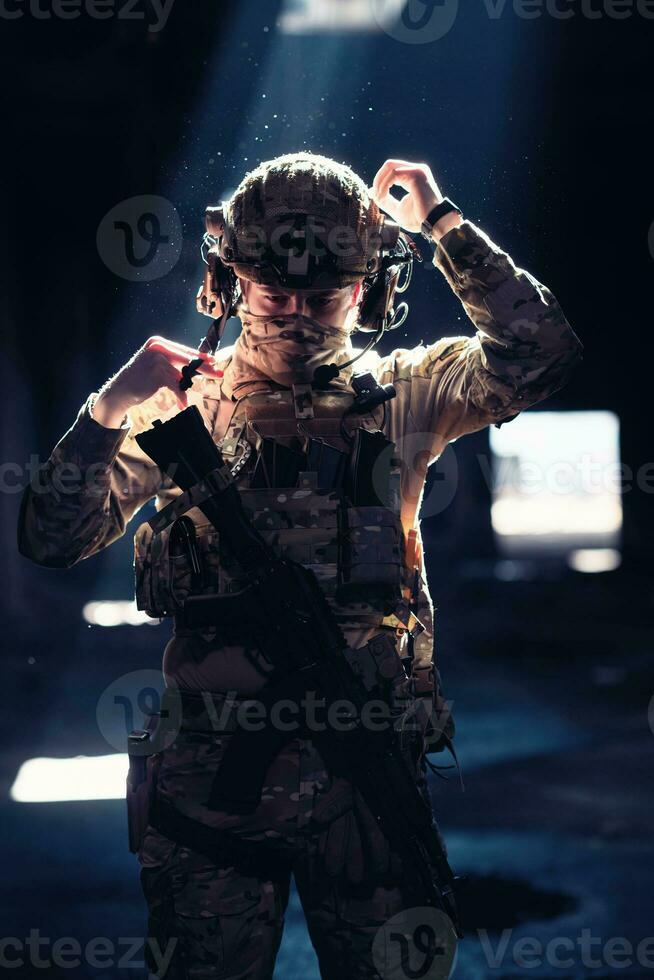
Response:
[133,380,452,738]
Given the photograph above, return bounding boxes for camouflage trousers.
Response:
[136,694,452,980]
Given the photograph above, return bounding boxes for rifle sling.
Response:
[148,792,293,882]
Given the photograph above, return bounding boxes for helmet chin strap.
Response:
[180,308,231,390]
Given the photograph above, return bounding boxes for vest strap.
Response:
[148,465,233,535]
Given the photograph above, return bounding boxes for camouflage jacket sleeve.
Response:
[378,219,584,454]
[17,392,164,568]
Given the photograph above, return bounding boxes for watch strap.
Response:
[420,199,463,240]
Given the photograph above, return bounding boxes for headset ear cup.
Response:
[205,204,226,237]
[357,276,384,332]
[197,249,238,320]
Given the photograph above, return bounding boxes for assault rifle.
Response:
[136,405,462,938]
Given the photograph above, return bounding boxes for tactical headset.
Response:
[192,203,424,371]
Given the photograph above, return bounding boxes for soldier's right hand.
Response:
[92,336,224,427]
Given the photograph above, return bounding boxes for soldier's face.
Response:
[239,278,362,327]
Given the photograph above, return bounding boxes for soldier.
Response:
[18,151,582,979]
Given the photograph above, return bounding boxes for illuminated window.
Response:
[489,412,622,566]
[10,755,128,803]
[82,600,160,627]
[278,0,405,34]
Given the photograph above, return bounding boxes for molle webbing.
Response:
[218,386,383,468]
[214,387,409,614]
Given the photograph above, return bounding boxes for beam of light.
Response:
[489,411,623,553]
[88,1,388,607]
[10,755,128,803]
[568,549,622,574]
[82,600,160,627]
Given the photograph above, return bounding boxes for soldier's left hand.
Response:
[370,160,461,238]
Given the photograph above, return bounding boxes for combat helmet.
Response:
[195,150,421,357]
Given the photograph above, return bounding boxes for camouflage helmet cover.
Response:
[220,151,385,289]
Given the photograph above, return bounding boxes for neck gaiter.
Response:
[222,310,357,398]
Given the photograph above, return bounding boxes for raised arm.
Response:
[371,159,583,449]
[426,218,583,439]
[17,336,223,568]
[17,394,163,568]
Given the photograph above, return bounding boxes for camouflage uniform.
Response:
[18,220,583,979]
[138,686,438,979]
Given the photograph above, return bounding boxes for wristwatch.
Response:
[420,199,463,241]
